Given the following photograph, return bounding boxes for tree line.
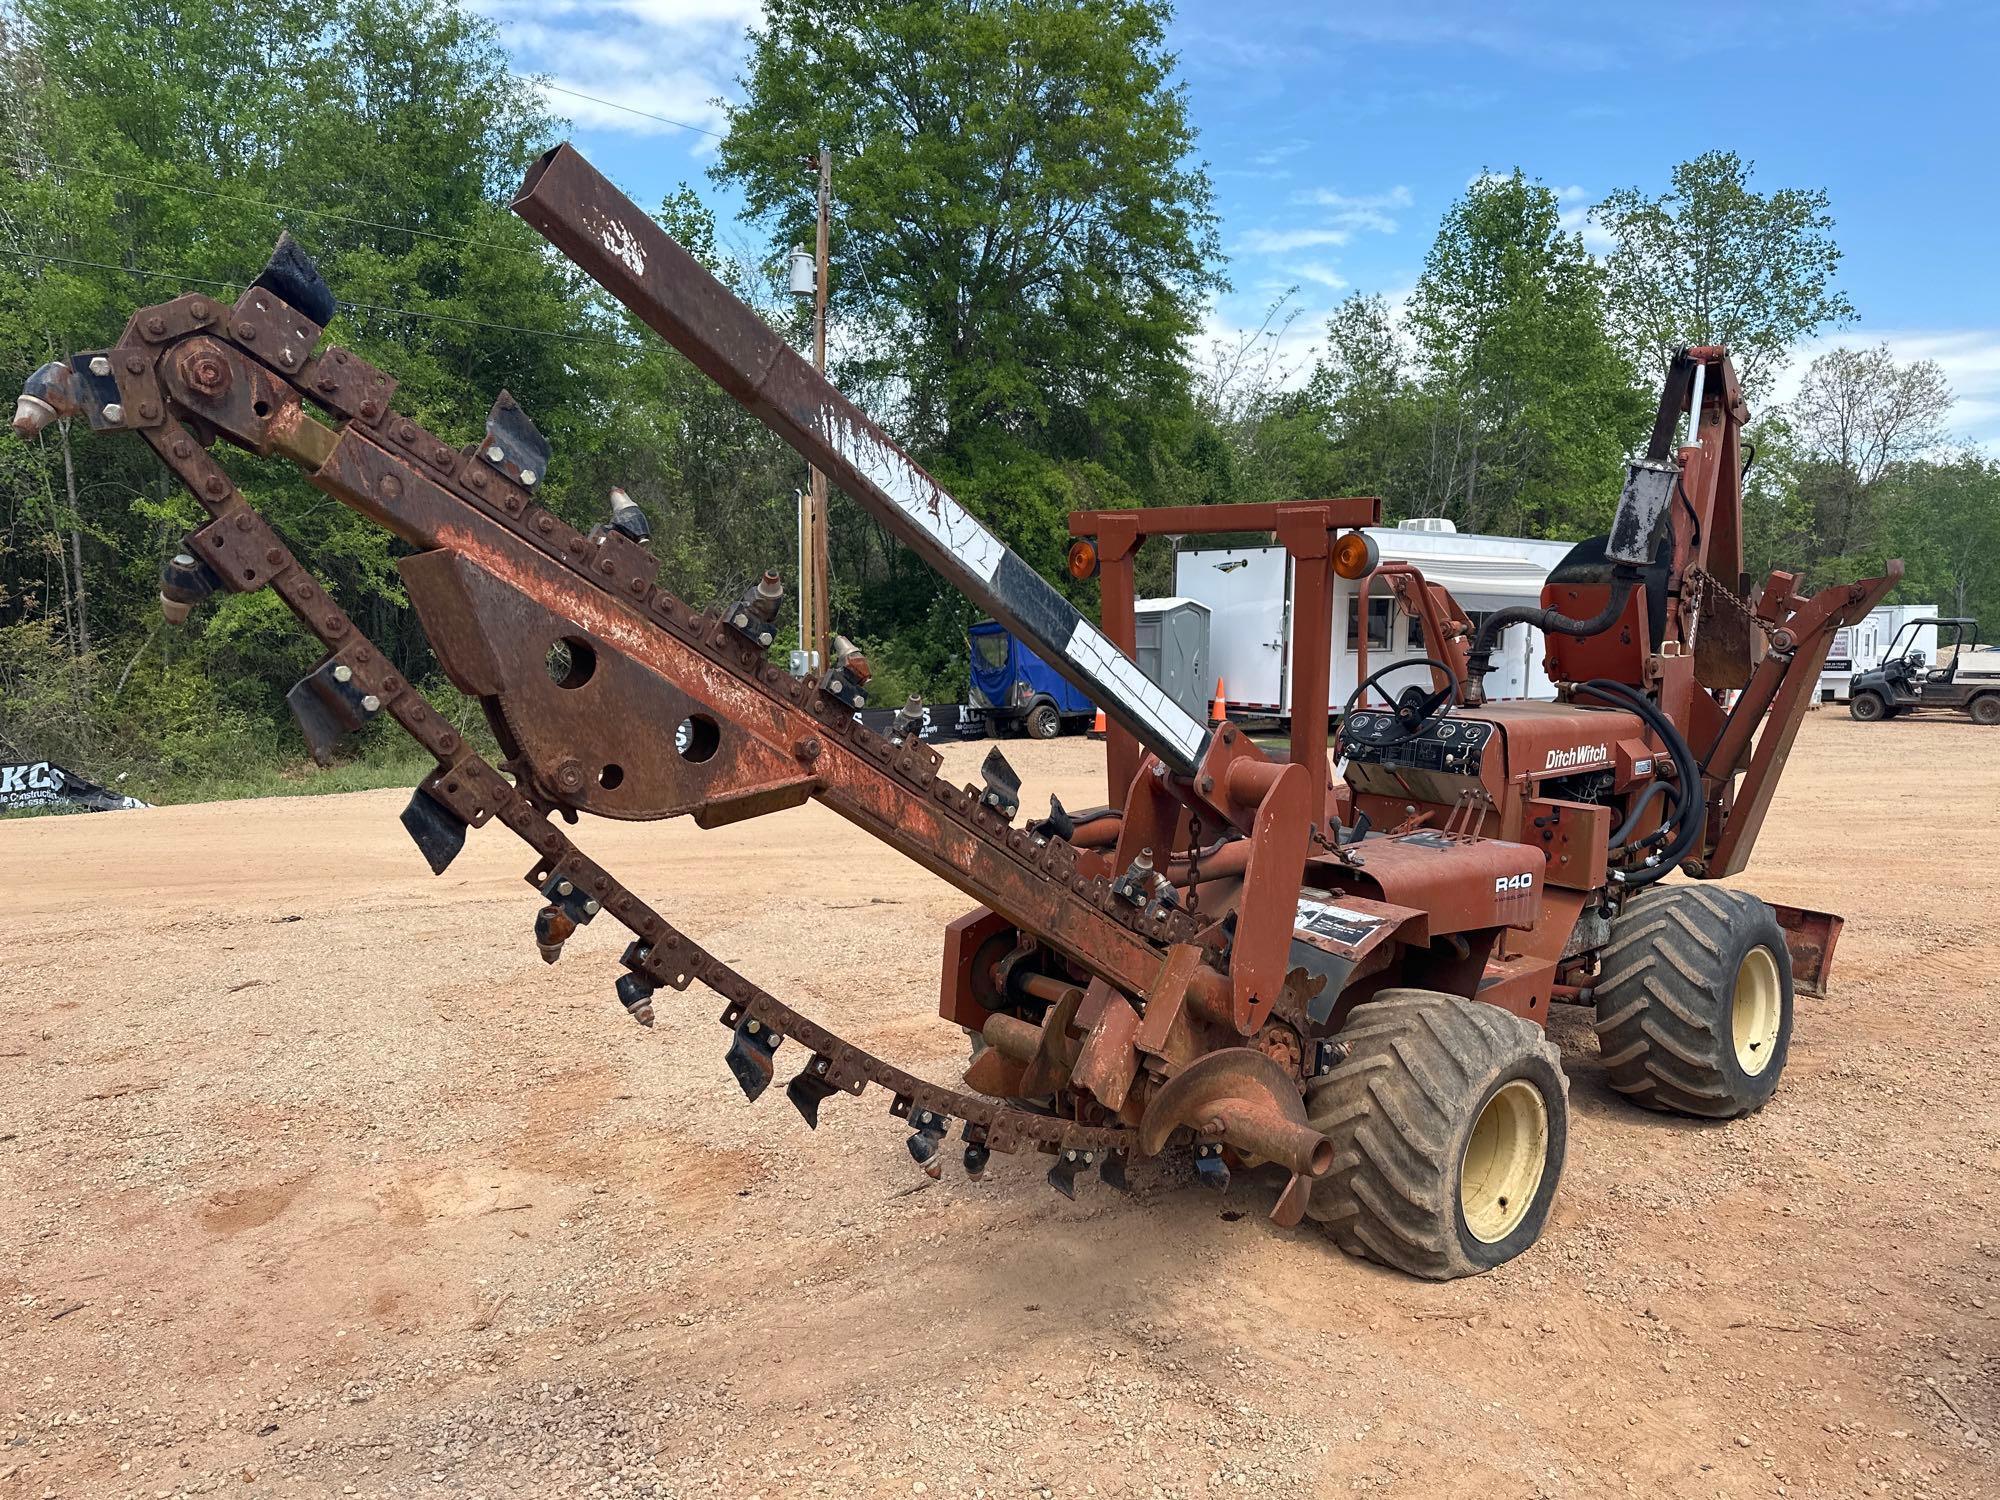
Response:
[0,0,1993,800]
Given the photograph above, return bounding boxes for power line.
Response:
[0,246,625,347]
[7,151,546,260]
[538,83,729,141]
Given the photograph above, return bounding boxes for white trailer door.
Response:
[1176,547,1289,711]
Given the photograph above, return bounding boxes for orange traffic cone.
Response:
[1088,707,1107,740]
[1211,677,1227,725]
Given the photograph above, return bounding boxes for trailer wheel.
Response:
[1026,701,1062,739]
[1848,691,1887,722]
[1304,990,1567,1280]
[1970,694,2000,726]
[1592,886,1793,1119]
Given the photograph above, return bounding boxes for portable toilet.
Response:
[1134,597,1211,722]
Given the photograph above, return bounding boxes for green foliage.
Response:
[1257,175,1645,541]
[1,0,1994,813]
[718,0,1220,457]
[1594,151,1853,400]
[0,0,803,795]
[715,0,1223,658]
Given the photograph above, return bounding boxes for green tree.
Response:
[1402,171,1647,538]
[0,0,652,782]
[1883,453,2000,627]
[1594,151,1854,400]
[714,0,1224,677]
[1785,343,1953,579]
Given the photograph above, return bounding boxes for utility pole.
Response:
[808,143,832,671]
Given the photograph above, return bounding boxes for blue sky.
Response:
[482,0,2000,443]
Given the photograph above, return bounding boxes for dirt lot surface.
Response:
[2,714,1996,1499]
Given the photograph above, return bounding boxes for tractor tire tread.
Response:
[1306,989,1566,1280]
[1591,887,1793,1121]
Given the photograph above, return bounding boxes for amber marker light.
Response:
[1332,530,1380,580]
[1066,538,1100,580]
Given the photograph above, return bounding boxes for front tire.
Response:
[1848,691,1887,722]
[1305,990,1568,1280]
[1592,886,1794,1119]
[1025,701,1062,739]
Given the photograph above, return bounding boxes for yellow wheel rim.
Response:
[1733,945,1783,1076]
[1459,1079,1549,1244]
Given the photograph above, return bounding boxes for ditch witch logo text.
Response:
[1544,744,1609,771]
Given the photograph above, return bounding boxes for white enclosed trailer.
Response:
[1819,603,1939,701]
[1174,519,1575,722]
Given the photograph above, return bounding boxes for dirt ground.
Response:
[2,712,1996,1499]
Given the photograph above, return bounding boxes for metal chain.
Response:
[1685,564,1781,644]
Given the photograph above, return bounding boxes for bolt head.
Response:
[519,469,538,486]
[332,664,353,683]
[360,694,381,713]
[557,880,574,896]
[583,899,601,916]
[102,403,125,424]
[89,356,111,376]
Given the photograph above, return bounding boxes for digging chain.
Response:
[116,291,1141,1167]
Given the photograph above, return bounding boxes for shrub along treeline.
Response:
[1,0,1992,802]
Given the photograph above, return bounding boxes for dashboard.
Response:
[1342,714,1494,777]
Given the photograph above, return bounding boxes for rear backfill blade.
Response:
[399,787,469,875]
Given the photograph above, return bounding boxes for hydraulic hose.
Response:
[1462,565,1643,700]
[1606,776,1677,848]
[1573,678,1705,885]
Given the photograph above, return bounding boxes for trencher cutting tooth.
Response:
[905,1106,949,1180]
[785,1055,840,1128]
[724,1013,781,1101]
[1192,1140,1231,1192]
[1047,1146,1096,1199]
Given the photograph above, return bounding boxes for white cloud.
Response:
[1288,184,1414,236]
[1769,329,2000,451]
[1238,226,1353,254]
[477,0,762,143]
[1551,183,1616,255]
[1288,262,1349,291]
[1293,186,1415,211]
[1233,184,1409,266]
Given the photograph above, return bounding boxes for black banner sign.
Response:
[0,761,150,813]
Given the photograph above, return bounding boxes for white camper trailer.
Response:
[1820,603,1939,701]
[1174,519,1575,722]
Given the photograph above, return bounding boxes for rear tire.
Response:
[1305,990,1568,1280]
[1592,886,1794,1119]
[1970,695,2000,726]
[1848,692,1887,722]
[1026,701,1062,739]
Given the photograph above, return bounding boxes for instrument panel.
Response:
[1342,714,1493,777]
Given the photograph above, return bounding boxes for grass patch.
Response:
[140,750,441,807]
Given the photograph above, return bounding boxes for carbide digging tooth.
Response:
[785,1055,840,1128]
[1046,1146,1096,1199]
[962,1141,991,1181]
[905,1106,949,1179]
[534,904,574,964]
[724,1015,781,1101]
[614,972,656,1027]
[1099,1150,1130,1192]
[1192,1140,1231,1192]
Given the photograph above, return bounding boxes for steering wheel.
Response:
[1339,658,1461,749]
